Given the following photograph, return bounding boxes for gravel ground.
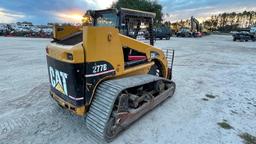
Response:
[0,35,255,144]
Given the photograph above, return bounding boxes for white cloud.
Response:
[84,0,115,9]
[161,0,256,22]
[165,5,256,22]
[0,8,25,23]
[54,12,84,23]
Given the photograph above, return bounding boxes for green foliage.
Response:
[111,0,163,23]
[203,11,256,32]
[239,133,256,144]
[205,94,216,99]
[217,121,233,130]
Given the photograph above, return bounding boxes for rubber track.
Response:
[86,74,168,140]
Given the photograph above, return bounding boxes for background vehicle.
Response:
[174,16,205,38]
[176,28,192,37]
[190,16,203,37]
[192,31,202,37]
[250,26,256,33]
[144,25,172,40]
[47,8,176,142]
[233,30,256,42]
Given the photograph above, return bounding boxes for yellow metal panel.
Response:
[83,26,125,75]
[119,34,169,78]
[51,91,86,116]
[53,25,82,41]
[47,43,85,64]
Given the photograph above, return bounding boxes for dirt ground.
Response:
[0,35,255,144]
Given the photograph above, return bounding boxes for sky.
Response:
[0,0,256,24]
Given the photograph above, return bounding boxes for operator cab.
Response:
[52,8,156,67]
[53,8,155,46]
[86,8,156,45]
[85,8,156,66]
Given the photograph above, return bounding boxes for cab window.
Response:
[95,13,118,27]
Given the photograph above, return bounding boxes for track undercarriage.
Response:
[86,75,176,142]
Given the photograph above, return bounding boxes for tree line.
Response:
[111,0,163,23]
[203,11,256,32]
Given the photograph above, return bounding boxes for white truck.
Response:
[250,26,256,33]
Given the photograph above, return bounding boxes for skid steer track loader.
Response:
[46,8,175,142]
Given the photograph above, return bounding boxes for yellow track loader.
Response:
[46,8,175,142]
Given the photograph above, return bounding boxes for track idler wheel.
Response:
[104,117,120,142]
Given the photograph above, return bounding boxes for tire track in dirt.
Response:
[0,101,79,136]
[0,82,99,143]
[0,116,31,135]
[0,104,71,136]
[0,82,62,136]
[0,82,49,113]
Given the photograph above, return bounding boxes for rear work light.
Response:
[67,53,73,60]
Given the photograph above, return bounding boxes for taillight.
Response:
[46,47,49,54]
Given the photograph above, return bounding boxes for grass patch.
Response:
[217,121,233,130]
[202,98,209,101]
[239,133,256,144]
[206,94,216,99]
[231,110,238,115]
